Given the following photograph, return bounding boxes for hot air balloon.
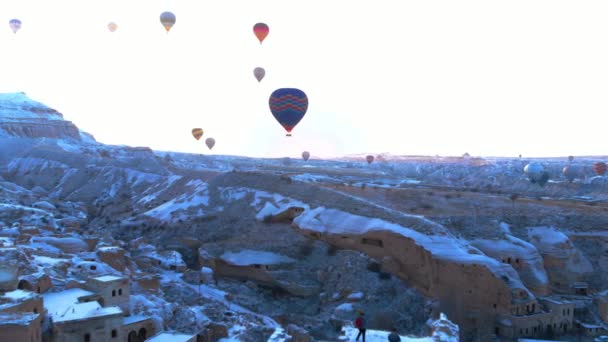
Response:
[107,22,118,32]
[205,138,215,150]
[254,67,265,82]
[593,162,607,176]
[253,23,269,44]
[192,128,203,140]
[568,156,574,163]
[562,165,577,182]
[9,19,21,34]
[160,12,176,33]
[269,88,308,137]
[366,155,374,164]
[302,151,310,161]
[524,162,545,184]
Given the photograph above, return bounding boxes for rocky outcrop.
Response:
[527,226,594,293]
[293,207,533,341]
[0,92,82,140]
[472,234,550,295]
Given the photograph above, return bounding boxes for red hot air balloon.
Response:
[253,23,269,44]
[593,162,607,176]
[269,88,308,137]
[366,155,374,164]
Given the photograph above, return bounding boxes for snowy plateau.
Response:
[0,92,607,341]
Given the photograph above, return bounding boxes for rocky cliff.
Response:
[0,92,85,141]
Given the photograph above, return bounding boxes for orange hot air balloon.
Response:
[205,138,215,150]
[107,22,118,32]
[192,128,203,140]
[253,23,269,44]
[160,11,176,33]
[254,67,265,82]
[366,155,374,164]
[593,162,607,176]
[302,151,310,161]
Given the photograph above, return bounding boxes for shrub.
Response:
[378,272,391,280]
[327,245,338,256]
[367,261,381,273]
[263,214,273,223]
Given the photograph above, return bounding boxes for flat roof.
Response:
[0,312,39,326]
[43,288,96,319]
[146,332,195,342]
[53,302,122,323]
[92,275,125,282]
[123,315,152,325]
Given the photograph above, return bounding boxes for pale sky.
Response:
[1,0,607,158]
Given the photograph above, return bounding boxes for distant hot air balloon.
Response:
[9,19,21,34]
[568,156,574,163]
[562,165,577,182]
[160,12,176,33]
[253,23,269,44]
[524,162,545,184]
[269,88,308,137]
[302,151,310,161]
[192,128,203,140]
[593,162,607,176]
[107,22,118,32]
[205,138,215,150]
[254,67,265,82]
[366,155,374,164]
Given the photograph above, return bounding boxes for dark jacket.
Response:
[388,332,401,342]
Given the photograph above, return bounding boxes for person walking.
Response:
[355,310,366,342]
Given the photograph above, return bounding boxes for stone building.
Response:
[0,289,44,316]
[18,273,53,294]
[85,275,130,314]
[0,312,42,342]
[123,316,155,342]
[52,301,123,341]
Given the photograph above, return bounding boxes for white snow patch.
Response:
[340,326,432,341]
[220,250,295,266]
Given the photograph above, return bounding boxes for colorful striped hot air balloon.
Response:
[192,128,203,140]
[160,12,176,33]
[9,19,21,34]
[254,67,265,82]
[253,23,269,44]
[593,162,607,176]
[205,138,215,150]
[269,88,308,137]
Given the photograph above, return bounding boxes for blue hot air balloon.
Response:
[269,88,308,137]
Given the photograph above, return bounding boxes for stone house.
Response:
[0,312,42,342]
[578,322,607,338]
[18,273,53,294]
[52,301,123,341]
[595,292,608,324]
[85,275,130,314]
[0,289,45,316]
[123,316,155,342]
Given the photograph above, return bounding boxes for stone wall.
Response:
[54,314,122,342]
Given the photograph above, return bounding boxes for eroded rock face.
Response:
[527,226,594,292]
[472,234,550,295]
[0,93,82,140]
